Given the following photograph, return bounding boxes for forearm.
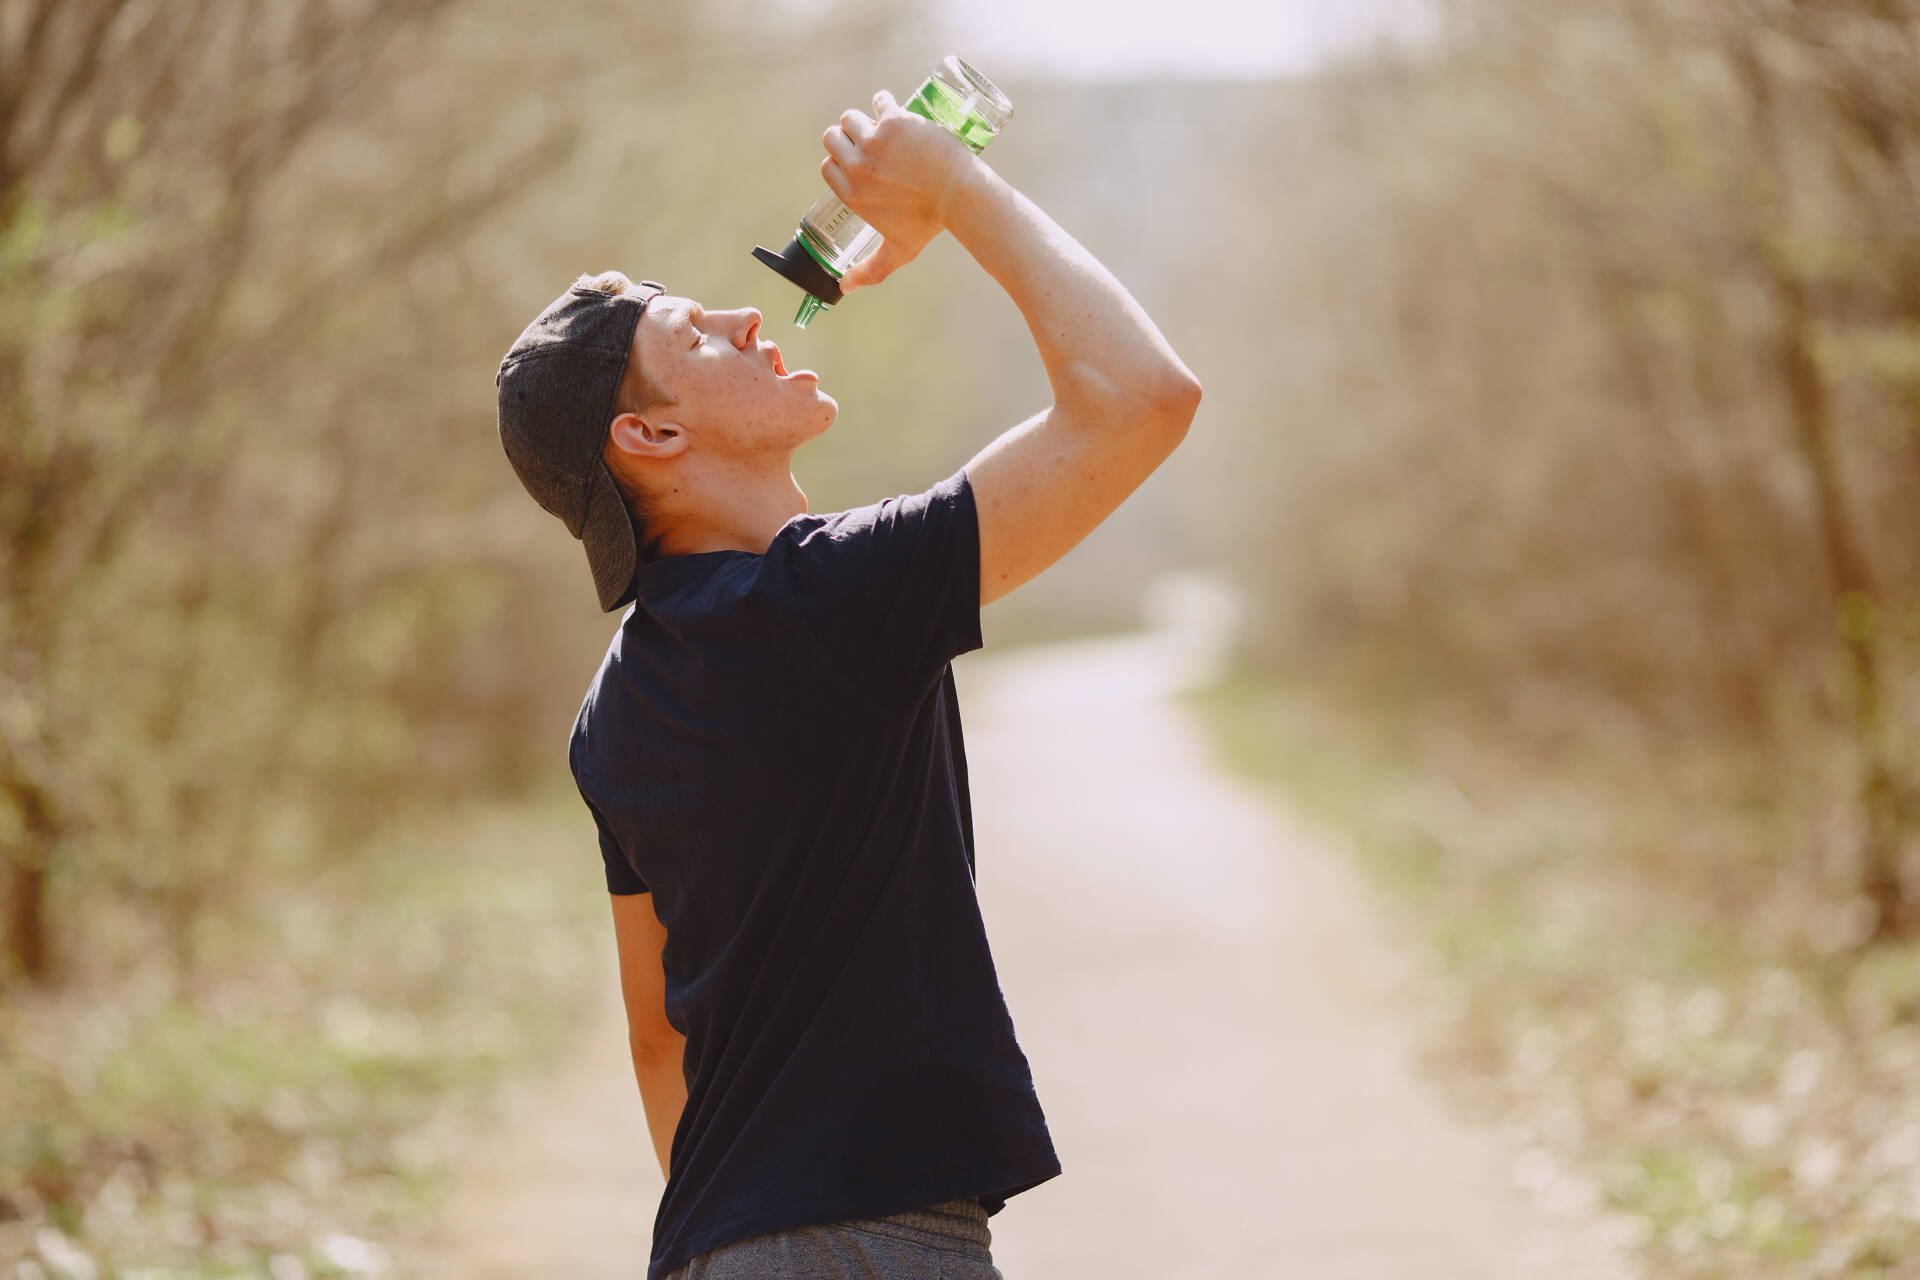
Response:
[631,1040,688,1182]
[943,162,1198,408]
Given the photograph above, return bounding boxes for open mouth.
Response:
[768,345,788,377]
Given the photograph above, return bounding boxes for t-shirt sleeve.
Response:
[583,791,649,896]
[777,464,984,714]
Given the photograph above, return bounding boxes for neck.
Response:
[651,462,809,558]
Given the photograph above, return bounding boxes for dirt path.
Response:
[412,939,655,1277]
[422,592,1643,1278]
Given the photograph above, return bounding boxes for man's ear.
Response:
[608,409,687,462]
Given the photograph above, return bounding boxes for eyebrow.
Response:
[656,301,705,352]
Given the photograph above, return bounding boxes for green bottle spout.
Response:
[794,294,830,328]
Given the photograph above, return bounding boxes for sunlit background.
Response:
[6,0,1920,1276]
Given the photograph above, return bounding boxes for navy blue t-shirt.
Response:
[568,465,1062,1280]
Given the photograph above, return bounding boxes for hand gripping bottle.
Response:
[753,55,1013,328]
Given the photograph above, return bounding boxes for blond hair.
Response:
[573,270,672,562]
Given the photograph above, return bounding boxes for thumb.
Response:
[839,239,914,293]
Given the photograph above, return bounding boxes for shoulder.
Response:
[566,623,627,780]
[797,468,971,541]
[768,468,975,580]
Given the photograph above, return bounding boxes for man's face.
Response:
[629,292,836,459]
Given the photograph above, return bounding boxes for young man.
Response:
[494,89,1200,1280]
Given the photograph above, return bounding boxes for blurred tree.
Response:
[0,0,931,992]
[3,0,452,983]
[1186,0,1920,940]
[0,0,584,989]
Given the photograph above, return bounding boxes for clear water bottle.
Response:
[753,55,1014,328]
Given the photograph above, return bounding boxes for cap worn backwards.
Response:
[495,277,667,612]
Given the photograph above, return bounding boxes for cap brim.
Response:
[580,457,640,612]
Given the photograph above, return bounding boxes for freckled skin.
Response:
[604,292,838,557]
[637,295,837,452]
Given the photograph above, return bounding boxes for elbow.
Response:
[1145,371,1203,431]
[629,1026,685,1069]
[1058,362,1203,432]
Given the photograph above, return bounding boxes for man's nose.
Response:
[736,309,763,344]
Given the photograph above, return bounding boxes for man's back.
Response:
[572,466,1061,1280]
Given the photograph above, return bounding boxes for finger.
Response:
[821,124,856,167]
[872,88,897,115]
[840,240,907,292]
[839,249,888,292]
[840,108,875,143]
[819,155,852,202]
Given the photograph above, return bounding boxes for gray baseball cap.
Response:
[495,277,667,612]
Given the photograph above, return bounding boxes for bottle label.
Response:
[813,200,858,239]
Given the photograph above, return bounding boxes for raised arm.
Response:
[822,90,1201,607]
[942,163,1201,605]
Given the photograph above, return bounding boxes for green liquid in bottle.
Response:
[906,76,1000,154]
[766,56,1013,327]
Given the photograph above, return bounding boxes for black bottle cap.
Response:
[752,236,843,307]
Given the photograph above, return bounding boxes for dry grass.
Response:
[1185,667,1920,1280]
[1,785,609,1278]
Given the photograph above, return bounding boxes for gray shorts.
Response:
[662,1197,1004,1279]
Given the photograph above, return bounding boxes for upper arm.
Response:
[610,891,680,1055]
[965,377,1202,608]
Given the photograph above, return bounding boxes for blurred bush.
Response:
[0,0,929,991]
[1170,0,1920,943]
